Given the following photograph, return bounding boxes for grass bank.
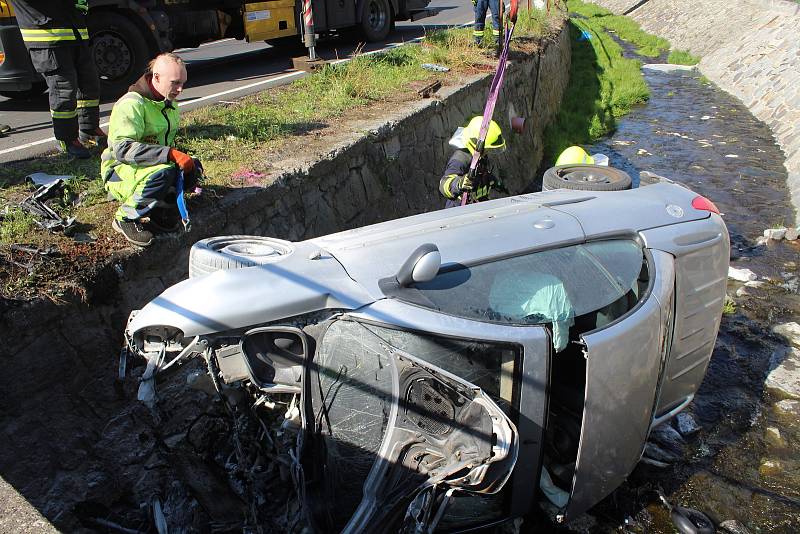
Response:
[543,0,699,163]
[0,8,559,298]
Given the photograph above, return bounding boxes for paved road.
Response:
[0,0,472,163]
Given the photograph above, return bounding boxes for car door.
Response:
[560,250,676,521]
[300,300,552,533]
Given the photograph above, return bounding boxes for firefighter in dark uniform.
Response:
[439,116,508,208]
[11,0,105,158]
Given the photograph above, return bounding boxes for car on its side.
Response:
[125,178,729,532]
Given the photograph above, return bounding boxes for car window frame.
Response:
[383,233,652,334]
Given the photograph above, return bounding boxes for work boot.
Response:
[57,139,91,159]
[0,124,11,137]
[145,206,182,233]
[79,127,108,148]
[112,219,154,247]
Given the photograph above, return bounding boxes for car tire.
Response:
[189,236,294,278]
[0,81,48,100]
[359,0,393,42]
[542,164,632,192]
[89,11,157,98]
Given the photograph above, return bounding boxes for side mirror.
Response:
[396,243,441,287]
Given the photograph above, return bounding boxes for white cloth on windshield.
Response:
[489,272,574,352]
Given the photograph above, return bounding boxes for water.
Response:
[576,49,800,533]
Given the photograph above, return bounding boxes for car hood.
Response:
[127,243,374,337]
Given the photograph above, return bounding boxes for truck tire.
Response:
[359,0,393,42]
[542,164,632,192]
[0,81,47,100]
[89,11,156,98]
[189,236,295,278]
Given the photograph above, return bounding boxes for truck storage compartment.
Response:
[244,0,297,41]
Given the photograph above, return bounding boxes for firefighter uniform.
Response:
[473,0,501,47]
[439,117,507,208]
[11,0,100,146]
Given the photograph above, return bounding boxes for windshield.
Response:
[407,240,645,349]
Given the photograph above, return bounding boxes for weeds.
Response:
[543,2,650,163]
[567,0,669,57]
[668,49,700,66]
[0,8,558,253]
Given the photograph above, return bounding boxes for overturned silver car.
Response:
[125,179,729,531]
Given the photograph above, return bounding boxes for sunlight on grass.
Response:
[544,2,650,163]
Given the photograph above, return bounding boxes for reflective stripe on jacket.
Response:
[10,0,87,47]
[101,74,181,186]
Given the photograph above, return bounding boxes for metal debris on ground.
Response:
[421,63,450,72]
[19,174,76,232]
[411,79,442,98]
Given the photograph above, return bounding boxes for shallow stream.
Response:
[574,46,800,534]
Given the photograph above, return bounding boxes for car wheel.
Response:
[89,11,157,98]
[0,81,48,100]
[359,0,393,42]
[542,164,632,192]
[189,236,294,278]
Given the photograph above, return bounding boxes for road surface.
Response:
[0,0,473,163]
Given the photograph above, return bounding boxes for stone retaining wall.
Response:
[0,22,571,529]
[589,0,800,224]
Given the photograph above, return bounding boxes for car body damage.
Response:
[124,181,729,531]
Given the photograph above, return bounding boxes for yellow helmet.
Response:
[462,116,506,154]
[555,145,594,166]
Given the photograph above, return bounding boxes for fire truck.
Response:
[0,0,433,98]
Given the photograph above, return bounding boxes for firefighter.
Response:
[11,0,105,158]
[473,0,502,52]
[102,53,202,247]
[439,116,508,208]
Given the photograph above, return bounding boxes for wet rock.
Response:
[744,280,765,288]
[763,227,787,240]
[565,512,598,533]
[650,422,686,454]
[719,519,754,534]
[728,266,757,282]
[755,236,770,246]
[758,459,782,477]
[643,442,680,463]
[765,347,800,399]
[675,412,701,436]
[773,399,800,419]
[785,227,799,241]
[772,322,800,347]
[764,427,786,449]
[735,287,748,297]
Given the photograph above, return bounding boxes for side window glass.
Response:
[405,240,647,349]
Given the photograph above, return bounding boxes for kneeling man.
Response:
[102,52,201,246]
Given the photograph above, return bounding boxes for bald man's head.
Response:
[149,53,187,101]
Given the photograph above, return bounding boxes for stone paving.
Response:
[590,0,800,224]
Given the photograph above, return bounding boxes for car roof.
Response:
[312,183,708,298]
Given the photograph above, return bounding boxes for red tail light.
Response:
[691,195,720,215]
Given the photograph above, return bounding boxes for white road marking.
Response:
[0,21,474,158]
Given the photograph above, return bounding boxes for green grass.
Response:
[668,49,700,66]
[543,1,650,163]
[0,8,560,248]
[567,0,669,57]
[0,207,35,243]
[723,295,736,315]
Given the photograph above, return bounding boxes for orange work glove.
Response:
[167,148,195,174]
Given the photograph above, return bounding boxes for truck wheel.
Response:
[542,164,632,192]
[359,0,393,42]
[89,11,156,98]
[189,236,295,278]
[0,81,47,100]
